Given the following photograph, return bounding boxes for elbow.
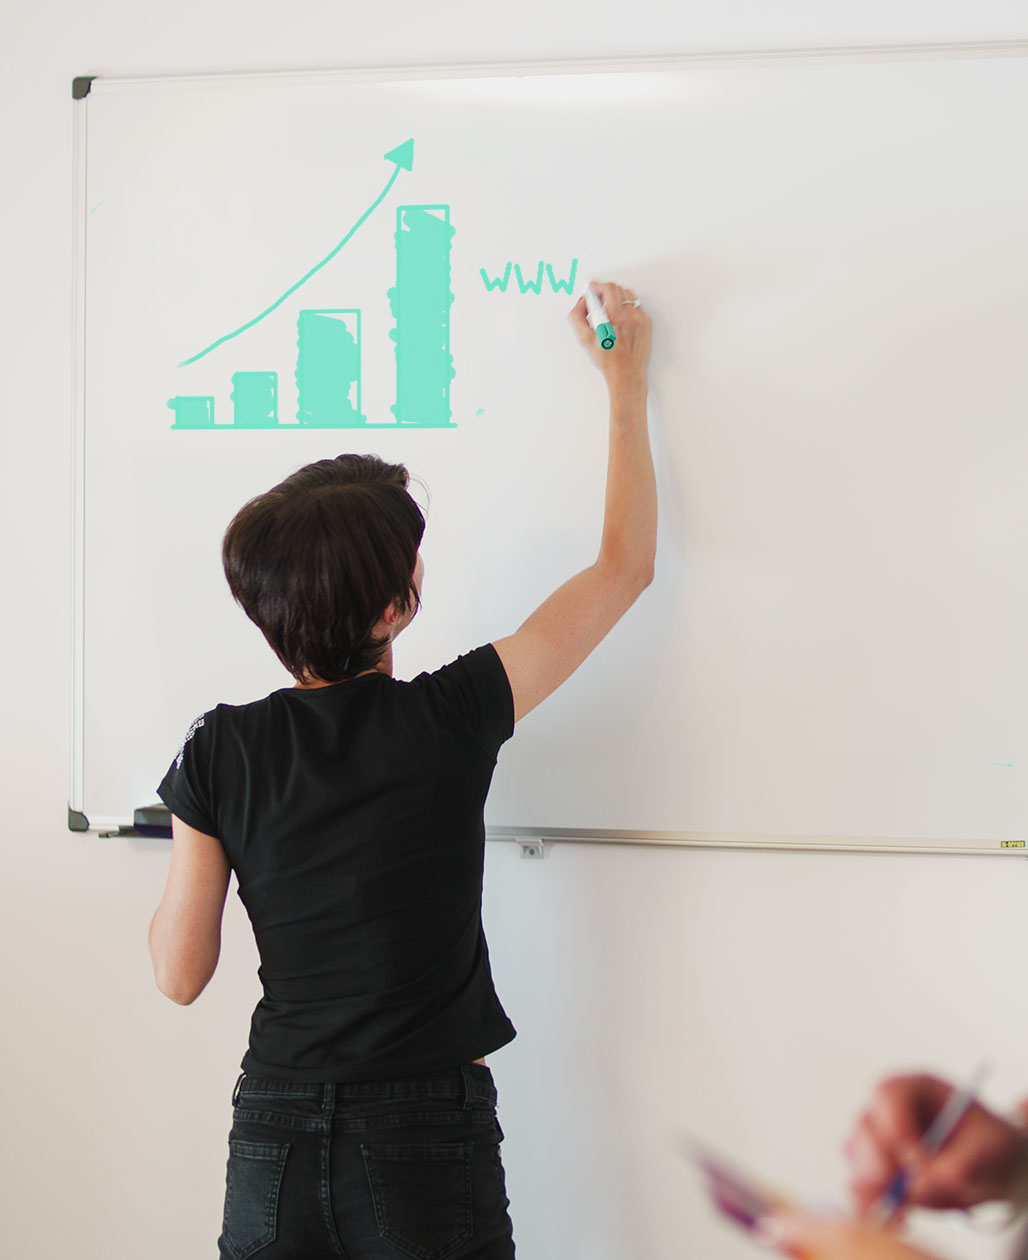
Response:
[152,960,208,1005]
[158,976,205,1006]
[148,917,218,1005]
[150,939,214,1005]
[597,552,655,609]
[626,555,655,601]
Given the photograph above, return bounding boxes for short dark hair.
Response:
[222,454,426,683]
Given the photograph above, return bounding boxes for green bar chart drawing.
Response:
[296,310,365,427]
[390,206,456,427]
[167,395,215,428]
[231,372,278,428]
[169,139,465,432]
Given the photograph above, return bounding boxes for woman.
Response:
[149,282,655,1258]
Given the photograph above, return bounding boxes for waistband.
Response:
[233,1062,496,1110]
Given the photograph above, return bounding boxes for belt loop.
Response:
[232,1073,246,1107]
[460,1064,475,1110]
[323,1081,336,1120]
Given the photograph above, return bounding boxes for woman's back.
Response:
[159,646,516,1081]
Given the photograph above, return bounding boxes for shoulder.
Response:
[171,709,214,769]
[170,691,284,766]
[197,689,293,731]
[412,644,511,699]
[408,645,514,750]
[159,694,281,839]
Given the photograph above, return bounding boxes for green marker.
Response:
[584,284,617,351]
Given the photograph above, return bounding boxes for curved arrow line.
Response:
[179,159,407,368]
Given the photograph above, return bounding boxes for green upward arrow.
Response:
[179,140,415,367]
[383,139,414,171]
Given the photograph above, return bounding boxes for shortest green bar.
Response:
[168,395,215,428]
[232,372,279,428]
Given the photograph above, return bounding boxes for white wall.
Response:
[4,3,1028,1258]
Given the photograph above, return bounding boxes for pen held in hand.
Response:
[869,1061,994,1228]
[584,285,617,351]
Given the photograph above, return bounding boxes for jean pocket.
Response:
[362,1140,473,1260]
[220,1139,290,1260]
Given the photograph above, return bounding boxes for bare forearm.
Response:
[149,817,230,1004]
[599,386,656,589]
[149,903,221,1004]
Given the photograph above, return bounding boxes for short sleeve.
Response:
[156,712,219,837]
[418,644,515,760]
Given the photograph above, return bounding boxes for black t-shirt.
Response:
[157,645,517,1082]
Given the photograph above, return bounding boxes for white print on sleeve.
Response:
[174,715,206,770]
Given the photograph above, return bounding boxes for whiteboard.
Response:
[72,48,1028,852]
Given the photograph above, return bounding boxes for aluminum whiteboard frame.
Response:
[486,826,1028,858]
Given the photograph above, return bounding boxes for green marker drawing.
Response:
[480,263,513,292]
[179,140,414,368]
[545,260,578,294]
[515,262,545,294]
[296,310,365,426]
[231,372,278,428]
[479,259,578,294]
[167,395,216,428]
[389,205,455,427]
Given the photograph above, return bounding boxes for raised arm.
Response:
[492,281,656,723]
[148,815,231,1004]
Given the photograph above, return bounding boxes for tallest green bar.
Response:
[389,205,455,427]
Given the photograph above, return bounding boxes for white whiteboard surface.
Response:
[72,48,1028,852]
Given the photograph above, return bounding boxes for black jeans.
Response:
[219,1064,516,1260]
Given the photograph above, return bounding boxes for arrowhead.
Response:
[384,140,414,172]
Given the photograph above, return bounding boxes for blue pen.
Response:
[870,1061,993,1227]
